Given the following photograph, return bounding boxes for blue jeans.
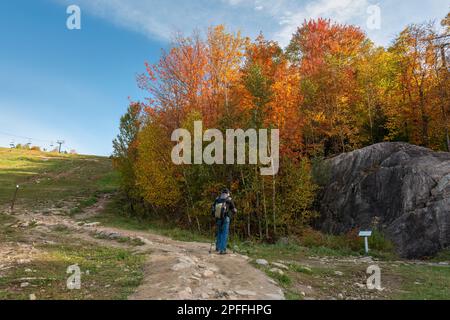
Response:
[216,217,230,252]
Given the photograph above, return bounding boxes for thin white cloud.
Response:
[54,0,449,47]
[274,0,369,46]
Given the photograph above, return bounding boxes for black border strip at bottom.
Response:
[1,300,446,319]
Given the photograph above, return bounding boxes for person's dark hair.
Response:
[221,188,230,195]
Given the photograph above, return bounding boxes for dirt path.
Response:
[7,196,285,300]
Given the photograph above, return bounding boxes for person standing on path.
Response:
[211,188,237,255]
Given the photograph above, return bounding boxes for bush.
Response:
[369,229,395,252]
[298,228,364,254]
[299,228,326,247]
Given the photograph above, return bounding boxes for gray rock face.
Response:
[318,142,450,258]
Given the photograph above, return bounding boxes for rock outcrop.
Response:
[318,142,450,258]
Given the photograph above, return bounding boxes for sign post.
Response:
[11,185,19,213]
[359,230,372,255]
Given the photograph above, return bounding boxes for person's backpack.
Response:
[214,199,228,220]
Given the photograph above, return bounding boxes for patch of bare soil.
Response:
[0,243,43,276]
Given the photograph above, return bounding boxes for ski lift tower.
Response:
[56,140,65,153]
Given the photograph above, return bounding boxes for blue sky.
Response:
[0,0,448,155]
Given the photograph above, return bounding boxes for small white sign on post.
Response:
[359,230,372,254]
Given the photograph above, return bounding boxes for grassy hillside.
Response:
[0,148,119,207]
[0,148,145,300]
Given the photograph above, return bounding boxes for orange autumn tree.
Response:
[287,18,370,155]
[242,33,304,158]
[388,21,449,149]
[206,25,249,126]
[137,33,209,131]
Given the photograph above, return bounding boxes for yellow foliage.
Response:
[135,121,181,207]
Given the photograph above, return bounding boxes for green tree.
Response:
[112,102,142,201]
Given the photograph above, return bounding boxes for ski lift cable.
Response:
[0,130,60,144]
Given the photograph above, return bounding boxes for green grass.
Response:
[235,238,364,261]
[395,264,450,300]
[307,245,356,257]
[0,242,145,300]
[429,249,450,263]
[235,237,450,300]
[284,291,304,300]
[267,271,292,286]
[0,148,119,208]
[97,171,121,193]
[289,264,314,275]
[69,196,99,216]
